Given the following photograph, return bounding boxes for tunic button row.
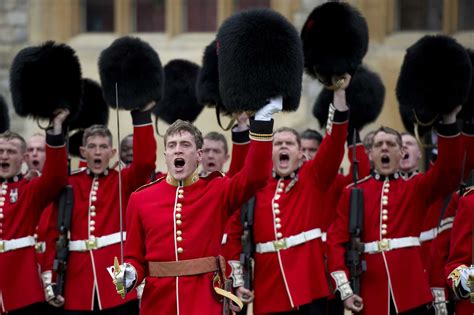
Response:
[177,230,182,236]
[176,220,182,226]
[177,236,183,242]
[381,229,387,236]
[178,189,184,199]
[177,247,183,254]
[176,203,182,212]
[276,232,283,238]
[382,215,388,221]
[1,189,6,196]
[382,209,388,215]
[0,213,3,219]
[276,223,282,229]
[176,213,182,219]
[383,188,389,193]
[0,202,3,207]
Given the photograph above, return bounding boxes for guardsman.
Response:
[0,109,69,314]
[59,105,156,314]
[327,105,462,314]
[113,98,280,315]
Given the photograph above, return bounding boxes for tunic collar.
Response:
[86,168,109,178]
[166,171,199,187]
[0,173,23,183]
[400,169,419,180]
[371,170,401,182]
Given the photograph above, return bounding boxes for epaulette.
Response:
[346,175,371,189]
[135,175,166,193]
[461,185,474,197]
[200,170,225,181]
[70,167,87,176]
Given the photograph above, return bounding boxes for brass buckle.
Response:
[35,242,45,254]
[0,241,4,253]
[273,238,287,251]
[85,238,98,250]
[377,239,390,252]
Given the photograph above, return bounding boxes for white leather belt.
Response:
[256,228,321,253]
[420,228,437,242]
[69,232,126,251]
[0,236,36,253]
[364,236,420,254]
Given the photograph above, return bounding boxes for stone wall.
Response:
[0,0,29,133]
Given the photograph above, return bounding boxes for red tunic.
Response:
[125,122,272,315]
[328,128,462,315]
[0,136,67,312]
[445,189,474,315]
[62,123,156,311]
[246,119,348,314]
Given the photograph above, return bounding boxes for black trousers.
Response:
[271,298,328,315]
[6,303,42,315]
[38,302,64,315]
[63,299,138,315]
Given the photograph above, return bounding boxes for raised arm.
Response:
[226,116,250,178]
[122,107,157,194]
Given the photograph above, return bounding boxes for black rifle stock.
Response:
[345,130,366,296]
[53,185,74,297]
[240,197,255,292]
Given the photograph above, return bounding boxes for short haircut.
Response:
[274,127,301,147]
[82,125,113,146]
[204,131,228,154]
[300,128,323,144]
[120,134,133,145]
[30,132,45,139]
[372,126,402,148]
[164,119,203,149]
[0,131,27,153]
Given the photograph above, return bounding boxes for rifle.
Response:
[53,185,74,297]
[345,130,366,296]
[238,196,255,314]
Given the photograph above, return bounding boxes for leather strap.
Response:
[148,257,219,277]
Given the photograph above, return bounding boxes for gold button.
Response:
[176,203,182,208]
[176,213,182,219]
[275,218,281,223]
[382,215,388,221]
[0,214,3,219]
[276,223,282,229]
[384,183,390,188]
[90,205,96,211]
[176,220,182,225]
[90,226,95,232]
[1,190,6,195]
[277,188,283,193]
[273,203,279,209]
[91,190,97,195]
[0,202,3,207]
[382,209,388,215]
[178,194,184,199]
[177,247,183,254]
[275,209,281,215]
[278,182,284,188]
[178,189,184,194]
[382,200,388,205]
[276,232,283,238]
[382,195,388,200]
[91,212,96,217]
[274,194,280,200]
[177,236,183,242]
[384,189,389,193]
[381,224,387,229]
[0,197,4,201]
[90,220,95,225]
[381,229,387,235]
[177,230,182,236]
[91,196,97,202]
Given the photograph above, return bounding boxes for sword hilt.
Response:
[469,265,474,303]
[113,256,126,299]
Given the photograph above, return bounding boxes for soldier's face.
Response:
[80,135,116,175]
[165,131,202,181]
[120,136,133,165]
[0,138,25,178]
[25,135,46,172]
[201,139,229,174]
[370,131,404,175]
[400,134,421,173]
[301,139,320,161]
[272,131,303,177]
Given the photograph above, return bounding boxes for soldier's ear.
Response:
[196,148,203,162]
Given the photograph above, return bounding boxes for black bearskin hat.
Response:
[217,8,303,112]
[396,35,472,126]
[301,2,368,87]
[313,65,384,130]
[98,36,163,110]
[153,59,203,124]
[10,41,82,119]
[0,95,9,133]
[69,79,109,131]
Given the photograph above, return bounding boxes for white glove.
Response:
[136,279,146,299]
[107,262,137,295]
[460,266,474,293]
[41,271,64,307]
[255,96,283,121]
